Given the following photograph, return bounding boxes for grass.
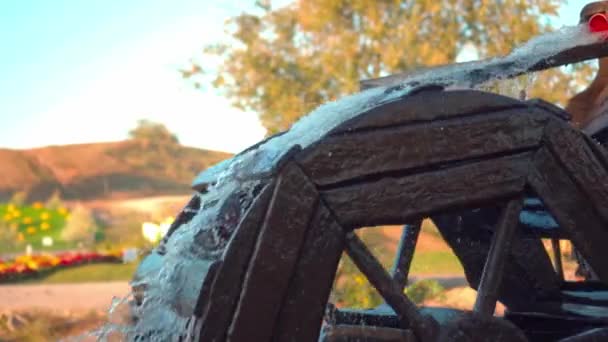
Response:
[0,203,69,253]
[410,250,464,275]
[11,262,138,285]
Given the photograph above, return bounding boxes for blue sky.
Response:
[0,0,592,153]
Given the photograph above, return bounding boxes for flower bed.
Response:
[0,251,123,283]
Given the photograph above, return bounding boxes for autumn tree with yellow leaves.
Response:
[189,0,594,134]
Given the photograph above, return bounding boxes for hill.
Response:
[0,140,232,201]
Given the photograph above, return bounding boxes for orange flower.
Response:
[26,226,36,234]
[17,233,24,242]
[32,202,43,209]
[22,217,33,224]
[40,222,50,231]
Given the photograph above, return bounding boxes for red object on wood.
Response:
[589,13,608,33]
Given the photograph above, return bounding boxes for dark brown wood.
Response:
[322,153,531,228]
[344,232,438,342]
[392,221,422,292]
[359,40,608,90]
[543,121,608,224]
[299,109,546,186]
[273,203,346,342]
[433,211,562,311]
[328,90,526,135]
[320,325,416,342]
[474,197,524,316]
[227,163,319,342]
[197,182,275,342]
[551,238,564,280]
[528,147,608,283]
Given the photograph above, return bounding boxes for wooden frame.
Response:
[173,87,608,342]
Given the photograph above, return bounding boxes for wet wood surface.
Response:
[322,153,531,228]
[227,163,319,342]
[273,203,346,342]
[299,108,546,186]
[197,182,275,342]
[529,147,608,283]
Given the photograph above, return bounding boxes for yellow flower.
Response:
[17,233,24,242]
[58,207,68,215]
[22,217,32,224]
[32,202,43,209]
[12,211,21,218]
[7,204,15,212]
[2,214,11,222]
[40,212,50,220]
[40,222,50,230]
[26,226,36,234]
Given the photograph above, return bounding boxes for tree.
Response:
[192,0,594,134]
[61,205,98,246]
[45,190,63,210]
[128,119,179,145]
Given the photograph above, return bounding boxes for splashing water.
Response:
[89,24,603,340]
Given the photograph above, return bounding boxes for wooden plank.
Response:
[392,221,422,292]
[320,325,416,342]
[359,41,608,90]
[584,134,608,174]
[474,197,524,316]
[273,203,346,342]
[328,90,525,135]
[196,182,275,342]
[543,121,608,224]
[322,153,531,228]
[299,109,546,186]
[227,163,319,342]
[344,232,438,342]
[528,147,608,283]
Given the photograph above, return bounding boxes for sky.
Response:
[0,0,594,153]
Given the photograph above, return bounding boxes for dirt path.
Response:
[0,282,130,312]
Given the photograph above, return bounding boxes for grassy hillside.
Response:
[0,140,231,201]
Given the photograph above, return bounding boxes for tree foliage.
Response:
[61,205,98,246]
[194,0,595,134]
[128,119,179,146]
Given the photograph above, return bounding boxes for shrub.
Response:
[404,279,446,304]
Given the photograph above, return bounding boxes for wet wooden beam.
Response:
[529,147,608,283]
[360,41,608,90]
[320,324,416,342]
[392,221,422,292]
[473,197,524,316]
[197,182,275,342]
[227,163,319,342]
[299,109,547,186]
[543,121,608,224]
[344,232,438,342]
[327,90,526,135]
[322,153,531,228]
[273,203,346,342]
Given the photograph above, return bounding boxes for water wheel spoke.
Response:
[391,220,423,292]
[473,197,524,316]
[344,231,437,342]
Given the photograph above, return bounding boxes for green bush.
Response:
[0,203,69,251]
[404,279,446,304]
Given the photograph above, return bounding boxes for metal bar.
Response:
[473,197,524,316]
[344,231,437,342]
[552,238,565,280]
[391,220,423,292]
